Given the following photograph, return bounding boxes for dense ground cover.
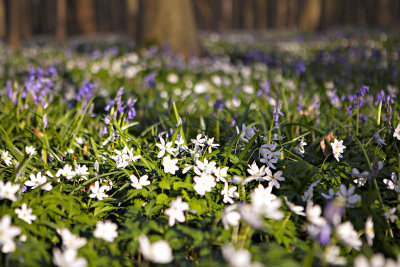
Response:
[0,30,400,266]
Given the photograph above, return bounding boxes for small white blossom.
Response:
[56,164,76,180]
[25,145,37,156]
[222,205,241,229]
[284,197,305,216]
[222,245,262,267]
[383,172,399,193]
[221,182,239,204]
[93,220,118,242]
[259,142,281,169]
[75,164,89,180]
[0,215,21,253]
[331,139,346,162]
[15,203,36,224]
[302,180,320,202]
[247,162,267,182]
[53,248,87,267]
[365,216,374,247]
[352,168,369,187]
[306,201,327,227]
[322,245,347,266]
[156,137,176,158]
[384,207,397,223]
[0,181,20,202]
[139,235,173,264]
[236,124,258,143]
[25,172,52,191]
[1,151,13,166]
[264,170,285,189]
[336,184,361,207]
[130,174,150,189]
[193,173,216,196]
[214,166,229,182]
[164,196,189,227]
[393,123,400,140]
[162,155,179,175]
[335,221,362,250]
[57,228,87,251]
[89,181,108,200]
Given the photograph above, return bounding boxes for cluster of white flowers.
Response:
[111,146,141,169]
[330,139,346,162]
[53,228,87,267]
[55,163,90,181]
[246,162,285,189]
[259,142,281,169]
[354,253,400,267]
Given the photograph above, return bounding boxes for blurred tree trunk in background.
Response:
[254,0,267,30]
[242,0,254,29]
[0,0,4,38]
[126,0,138,37]
[8,0,21,50]
[194,0,214,31]
[77,0,95,34]
[140,0,198,58]
[20,0,32,41]
[276,0,287,28]
[377,0,391,27]
[56,0,67,42]
[219,0,232,31]
[286,0,297,28]
[321,0,336,28]
[299,0,321,31]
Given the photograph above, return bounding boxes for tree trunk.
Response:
[254,0,267,30]
[377,0,391,27]
[126,0,138,37]
[56,0,67,42]
[0,0,5,38]
[286,0,298,28]
[77,0,95,34]
[299,0,321,31]
[219,0,232,31]
[139,0,199,58]
[321,0,336,29]
[276,0,287,28]
[242,0,254,29]
[8,0,21,50]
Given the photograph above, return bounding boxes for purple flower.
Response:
[360,85,369,97]
[317,224,331,246]
[77,81,95,102]
[273,102,284,129]
[144,72,156,88]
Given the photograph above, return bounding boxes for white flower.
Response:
[56,164,76,180]
[53,248,87,267]
[365,216,374,247]
[321,188,336,200]
[191,134,207,149]
[164,196,189,227]
[393,123,400,140]
[205,137,219,149]
[221,182,239,204]
[336,184,361,207]
[74,136,85,145]
[247,162,267,182]
[259,142,281,169]
[331,139,346,162]
[214,166,229,182]
[156,137,176,158]
[25,145,37,156]
[236,124,258,143]
[111,146,140,169]
[167,73,179,84]
[302,180,320,202]
[194,158,216,176]
[335,221,362,250]
[284,197,305,216]
[352,168,369,187]
[322,245,347,266]
[1,151,13,166]
[75,164,89,180]
[222,205,241,229]
[0,215,21,253]
[0,181,20,202]
[162,155,179,175]
[89,181,108,200]
[250,184,283,220]
[15,203,36,224]
[264,170,285,189]
[139,235,173,264]
[306,201,326,227]
[222,245,262,267]
[130,174,150,189]
[383,172,399,193]
[193,173,216,196]
[374,132,386,146]
[57,228,87,251]
[295,138,307,156]
[25,172,52,191]
[384,207,397,223]
[93,220,118,242]
[354,253,400,267]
